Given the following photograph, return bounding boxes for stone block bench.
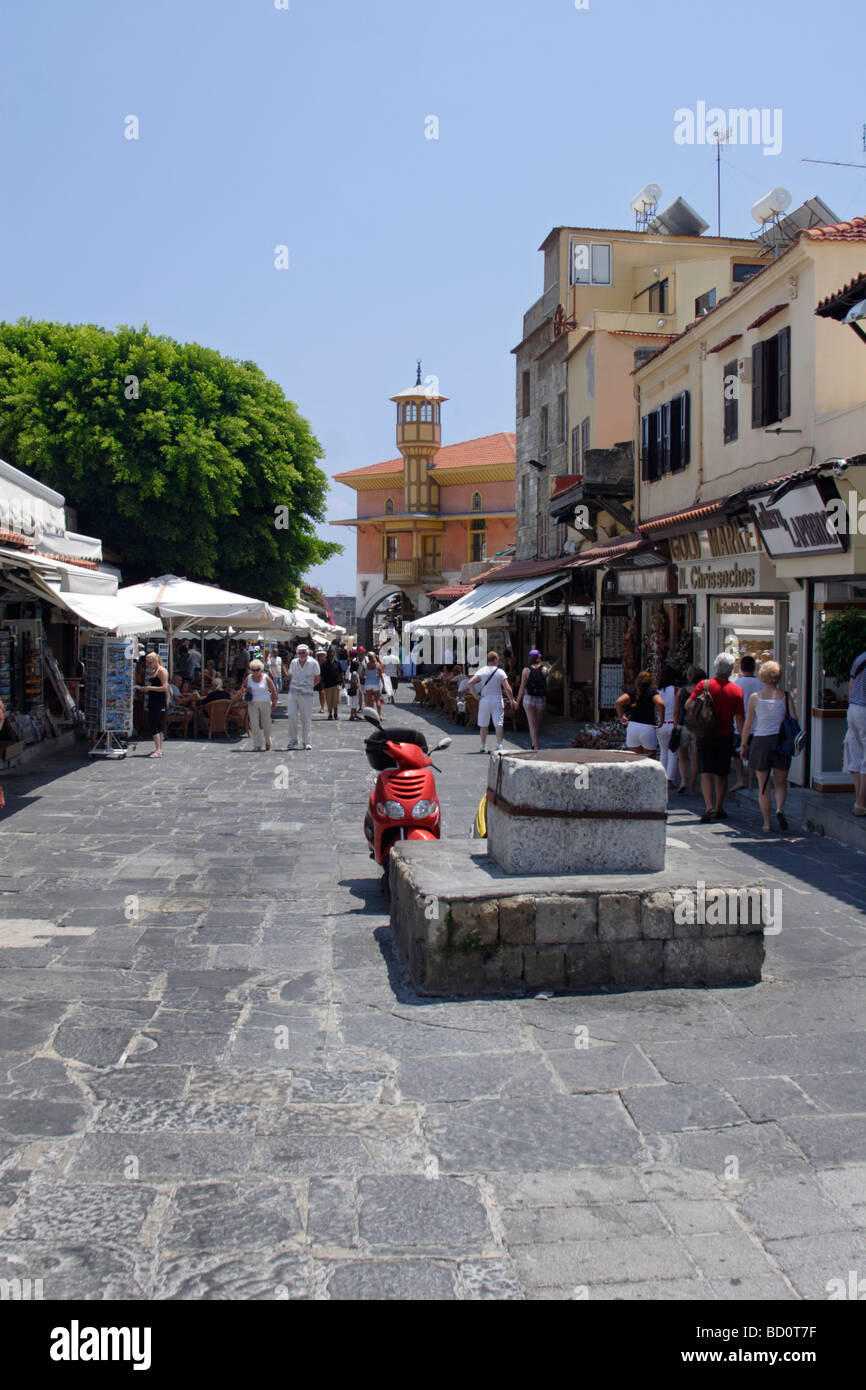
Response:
[389,840,766,998]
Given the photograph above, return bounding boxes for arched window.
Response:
[405,402,417,423]
[420,402,432,422]
[472,491,482,513]
[384,497,394,515]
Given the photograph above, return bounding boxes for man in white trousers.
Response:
[286,644,321,749]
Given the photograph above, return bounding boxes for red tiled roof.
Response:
[803,216,866,242]
[427,585,471,600]
[607,330,676,339]
[334,432,516,482]
[570,535,647,566]
[551,474,583,498]
[0,529,31,548]
[816,272,866,317]
[746,303,787,331]
[708,333,743,355]
[639,499,727,534]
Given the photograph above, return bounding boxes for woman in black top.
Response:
[139,651,168,759]
[615,670,664,757]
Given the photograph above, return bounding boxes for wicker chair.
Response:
[226,702,250,736]
[166,705,194,738]
[201,698,232,739]
[441,688,458,722]
[412,679,425,705]
[464,692,479,728]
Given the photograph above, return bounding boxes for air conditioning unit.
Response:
[737,354,752,384]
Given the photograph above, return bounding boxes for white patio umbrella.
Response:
[118,575,281,682]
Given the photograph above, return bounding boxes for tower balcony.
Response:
[383,557,443,586]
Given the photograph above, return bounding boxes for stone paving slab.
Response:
[0,692,865,1299]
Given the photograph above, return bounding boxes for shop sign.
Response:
[715,599,776,618]
[748,481,846,557]
[615,566,676,595]
[677,561,760,593]
[669,520,759,565]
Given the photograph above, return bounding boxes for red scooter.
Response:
[362,707,450,890]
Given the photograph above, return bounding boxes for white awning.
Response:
[408,573,569,631]
[39,589,164,636]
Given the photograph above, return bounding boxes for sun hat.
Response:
[297,644,309,654]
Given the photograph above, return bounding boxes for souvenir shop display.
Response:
[0,628,12,708]
[85,635,135,758]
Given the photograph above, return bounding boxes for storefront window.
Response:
[711,598,785,669]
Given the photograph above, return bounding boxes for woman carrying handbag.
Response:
[740,660,800,833]
[243,659,278,751]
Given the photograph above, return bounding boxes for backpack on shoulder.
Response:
[684,683,719,736]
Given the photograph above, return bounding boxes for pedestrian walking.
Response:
[674,665,704,795]
[740,660,797,832]
[320,647,344,720]
[286,644,320,749]
[615,671,664,756]
[363,650,386,719]
[731,655,762,790]
[265,647,283,693]
[845,645,866,816]
[655,665,680,787]
[467,651,515,754]
[139,651,168,759]
[347,660,362,720]
[686,653,745,823]
[514,648,549,752]
[232,642,250,686]
[382,647,400,703]
[242,659,278,751]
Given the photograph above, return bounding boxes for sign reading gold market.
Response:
[669,520,774,594]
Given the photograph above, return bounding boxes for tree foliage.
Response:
[0,320,340,604]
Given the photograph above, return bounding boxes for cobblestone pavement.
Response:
[0,691,865,1300]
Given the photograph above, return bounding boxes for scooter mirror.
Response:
[362,707,382,727]
[434,737,452,751]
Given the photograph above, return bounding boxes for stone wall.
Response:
[390,850,765,998]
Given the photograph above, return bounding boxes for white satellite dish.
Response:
[631,183,662,214]
[750,188,792,224]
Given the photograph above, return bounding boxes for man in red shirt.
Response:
[687,654,745,823]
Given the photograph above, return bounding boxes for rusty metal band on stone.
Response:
[486,789,668,821]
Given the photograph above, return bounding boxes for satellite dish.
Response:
[631,183,662,214]
[750,188,792,223]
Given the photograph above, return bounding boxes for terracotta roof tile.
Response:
[551,474,583,498]
[708,333,743,354]
[639,499,727,533]
[816,272,866,317]
[335,431,516,483]
[746,303,787,331]
[803,216,866,241]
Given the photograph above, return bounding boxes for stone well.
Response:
[486,749,667,875]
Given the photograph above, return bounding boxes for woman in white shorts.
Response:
[615,671,664,755]
[468,651,516,754]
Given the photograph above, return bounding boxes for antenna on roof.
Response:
[802,124,866,169]
[713,126,732,237]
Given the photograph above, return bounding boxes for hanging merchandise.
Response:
[0,628,12,707]
[23,631,42,708]
[85,635,135,757]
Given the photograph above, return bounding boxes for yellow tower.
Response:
[390,361,448,515]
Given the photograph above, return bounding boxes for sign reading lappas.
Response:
[748,481,847,557]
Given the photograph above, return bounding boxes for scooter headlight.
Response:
[379,800,405,819]
[411,799,436,818]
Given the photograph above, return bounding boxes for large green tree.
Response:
[0,320,340,604]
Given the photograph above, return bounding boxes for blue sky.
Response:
[2,0,863,594]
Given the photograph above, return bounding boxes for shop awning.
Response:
[408,573,569,631]
[38,588,164,636]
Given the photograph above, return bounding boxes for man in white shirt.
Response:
[286,644,321,749]
[467,650,515,754]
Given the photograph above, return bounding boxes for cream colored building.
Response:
[634,216,866,790]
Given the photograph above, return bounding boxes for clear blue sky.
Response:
[2,0,863,594]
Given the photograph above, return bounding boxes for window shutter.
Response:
[640,415,649,480]
[777,326,790,420]
[659,403,671,474]
[751,342,764,428]
[679,391,690,467]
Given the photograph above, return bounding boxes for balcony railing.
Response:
[383,558,442,585]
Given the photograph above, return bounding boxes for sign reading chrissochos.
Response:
[669,519,789,594]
